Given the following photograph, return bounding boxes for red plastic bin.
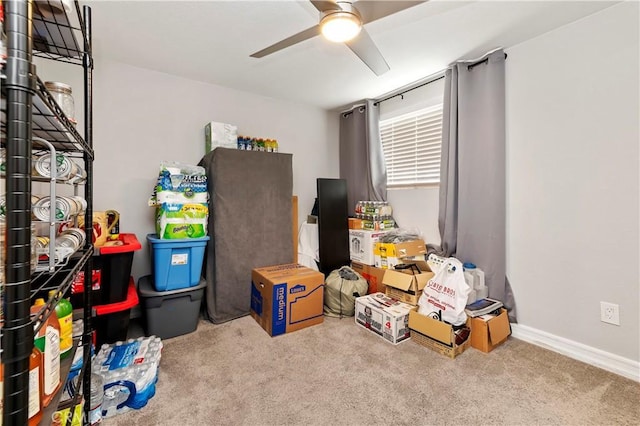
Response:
[93,277,139,347]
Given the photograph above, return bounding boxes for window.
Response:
[379,104,443,187]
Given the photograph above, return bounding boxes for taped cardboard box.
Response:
[350,261,387,294]
[373,239,427,269]
[354,292,415,345]
[470,307,511,353]
[250,264,324,337]
[408,310,471,359]
[204,121,238,153]
[349,229,390,265]
[383,261,434,306]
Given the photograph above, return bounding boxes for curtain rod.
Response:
[373,52,507,107]
[373,74,445,106]
[467,52,508,71]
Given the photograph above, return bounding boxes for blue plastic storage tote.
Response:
[146,234,209,291]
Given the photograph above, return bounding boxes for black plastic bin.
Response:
[70,234,141,308]
[93,233,141,305]
[93,277,138,348]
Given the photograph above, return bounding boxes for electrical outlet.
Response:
[600,301,620,326]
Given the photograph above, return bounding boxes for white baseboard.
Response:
[511,324,640,382]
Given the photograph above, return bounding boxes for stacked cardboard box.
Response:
[354,293,415,345]
[348,229,390,295]
[373,240,427,269]
[382,260,434,306]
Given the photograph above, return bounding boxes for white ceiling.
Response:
[85,0,617,110]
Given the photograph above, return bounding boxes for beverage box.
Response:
[348,217,363,230]
[408,310,471,359]
[350,261,387,294]
[470,308,511,353]
[383,260,434,306]
[349,229,391,266]
[92,335,164,418]
[250,263,324,336]
[204,121,238,153]
[354,292,415,345]
[373,239,427,269]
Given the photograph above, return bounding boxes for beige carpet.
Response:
[103,316,640,426]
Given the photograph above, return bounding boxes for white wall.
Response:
[505,2,639,362]
[379,78,444,246]
[35,57,339,283]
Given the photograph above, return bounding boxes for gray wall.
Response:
[505,2,639,362]
[35,56,339,284]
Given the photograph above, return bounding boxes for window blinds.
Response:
[379,104,443,186]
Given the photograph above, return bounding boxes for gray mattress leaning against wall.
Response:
[199,148,294,323]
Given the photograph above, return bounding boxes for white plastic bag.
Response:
[417,257,471,326]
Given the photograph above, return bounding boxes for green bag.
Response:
[324,266,368,318]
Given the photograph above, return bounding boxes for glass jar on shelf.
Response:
[44,81,76,124]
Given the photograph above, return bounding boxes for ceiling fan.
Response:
[250,1,426,76]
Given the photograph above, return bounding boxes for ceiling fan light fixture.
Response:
[320,10,362,43]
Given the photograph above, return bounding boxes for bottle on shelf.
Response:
[31,298,62,407]
[28,347,44,426]
[48,289,74,359]
[1,348,47,425]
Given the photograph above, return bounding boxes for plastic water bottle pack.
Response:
[92,336,163,418]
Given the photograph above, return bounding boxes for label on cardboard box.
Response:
[373,239,427,269]
[349,229,390,266]
[250,264,325,336]
[354,293,415,345]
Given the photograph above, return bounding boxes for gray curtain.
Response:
[339,100,387,212]
[438,49,517,321]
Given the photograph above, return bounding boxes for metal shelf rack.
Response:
[1,1,94,425]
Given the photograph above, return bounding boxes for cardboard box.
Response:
[204,121,238,153]
[382,261,434,306]
[349,229,391,266]
[373,239,427,269]
[348,217,363,230]
[470,308,511,353]
[408,310,471,359]
[350,261,387,294]
[250,263,324,336]
[354,293,415,345]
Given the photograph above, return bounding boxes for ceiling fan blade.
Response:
[355,1,426,24]
[250,25,321,58]
[310,1,341,13]
[345,27,390,76]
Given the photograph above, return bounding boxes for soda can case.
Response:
[92,336,163,418]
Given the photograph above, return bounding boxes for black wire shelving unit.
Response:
[1,1,93,425]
